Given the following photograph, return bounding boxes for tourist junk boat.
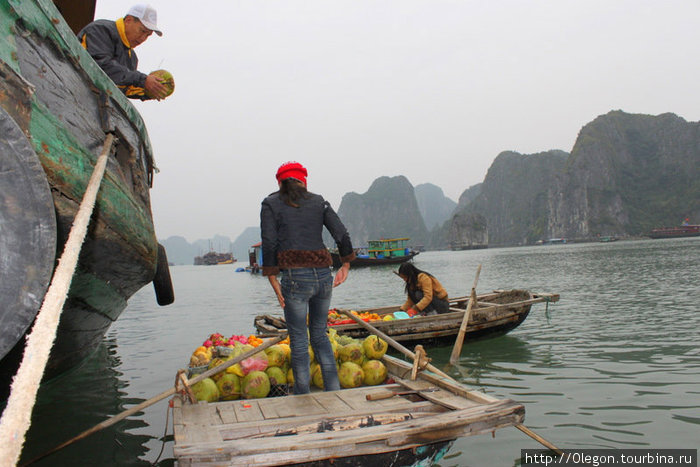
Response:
[255,289,559,346]
[331,237,419,268]
[0,0,172,387]
[172,353,524,466]
[648,222,700,239]
[194,251,236,265]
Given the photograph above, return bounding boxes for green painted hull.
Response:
[0,0,164,388]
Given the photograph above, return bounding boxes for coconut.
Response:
[362,336,388,360]
[264,345,287,367]
[338,343,364,366]
[216,373,241,400]
[287,367,294,386]
[147,69,175,98]
[191,377,219,402]
[265,366,287,386]
[330,340,339,359]
[310,363,324,389]
[207,357,229,381]
[242,370,270,399]
[338,362,364,389]
[362,360,388,386]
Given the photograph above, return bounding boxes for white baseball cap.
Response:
[127,4,162,36]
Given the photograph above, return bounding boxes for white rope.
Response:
[0,134,115,467]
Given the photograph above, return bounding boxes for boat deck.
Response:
[173,359,524,466]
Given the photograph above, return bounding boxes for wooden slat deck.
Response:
[173,357,525,466]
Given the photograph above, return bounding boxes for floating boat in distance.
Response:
[245,242,262,273]
[648,222,700,239]
[194,252,236,265]
[331,237,419,268]
[255,289,559,347]
[172,353,524,466]
[0,0,172,391]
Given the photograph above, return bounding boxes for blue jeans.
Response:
[281,267,340,394]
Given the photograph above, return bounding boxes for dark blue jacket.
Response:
[77,19,149,99]
[260,191,354,276]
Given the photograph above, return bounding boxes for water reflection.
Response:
[20,338,153,466]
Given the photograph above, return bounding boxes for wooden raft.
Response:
[172,356,524,466]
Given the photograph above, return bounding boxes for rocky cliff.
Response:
[414,183,457,230]
[549,111,700,237]
[450,111,700,245]
[452,150,568,246]
[333,175,429,247]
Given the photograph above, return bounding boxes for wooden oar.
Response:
[23,334,286,466]
[337,308,563,454]
[449,264,482,364]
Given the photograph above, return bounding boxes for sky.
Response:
[92,0,700,243]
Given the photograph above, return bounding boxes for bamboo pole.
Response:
[337,308,563,454]
[23,334,286,466]
[449,264,481,364]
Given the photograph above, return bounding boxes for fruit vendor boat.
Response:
[172,352,524,466]
[255,289,559,347]
[330,237,419,268]
[0,0,173,393]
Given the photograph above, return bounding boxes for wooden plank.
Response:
[217,401,439,440]
[257,395,313,420]
[215,404,238,424]
[180,402,216,426]
[178,424,224,445]
[231,400,264,422]
[309,391,355,413]
[266,392,328,418]
[175,400,523,458]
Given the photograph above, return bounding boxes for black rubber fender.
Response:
[0,107,57,359]
[153,243,174,305]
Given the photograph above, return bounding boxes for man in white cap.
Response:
[78,4,168,100]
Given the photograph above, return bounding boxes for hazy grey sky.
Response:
[93,1,700,243]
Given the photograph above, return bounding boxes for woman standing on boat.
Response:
[396,263,450,316]
[261,162,355,394]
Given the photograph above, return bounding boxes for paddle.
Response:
[449,264,481,364]
[23,334,287,466]
[337,308,563,454]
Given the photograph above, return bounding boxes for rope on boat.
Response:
[0,134,115,467]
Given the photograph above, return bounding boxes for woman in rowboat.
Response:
[260,161,356,394]
[396,263,449,316]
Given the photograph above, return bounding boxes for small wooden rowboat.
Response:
[172,354,524,466]
[255,289,559,347]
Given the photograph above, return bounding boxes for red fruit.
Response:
[203,340,213,348]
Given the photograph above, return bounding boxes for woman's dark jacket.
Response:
[260,191,355,276]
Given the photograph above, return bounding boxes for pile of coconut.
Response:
[187,329,390,402]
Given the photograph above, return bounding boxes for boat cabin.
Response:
[365,237,412,259]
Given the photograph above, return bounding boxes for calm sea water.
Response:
[17,237,700,466]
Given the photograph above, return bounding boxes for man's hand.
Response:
[333,262,350,287]
[144,73,168,100]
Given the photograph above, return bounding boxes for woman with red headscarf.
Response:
[260,161,355,394]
